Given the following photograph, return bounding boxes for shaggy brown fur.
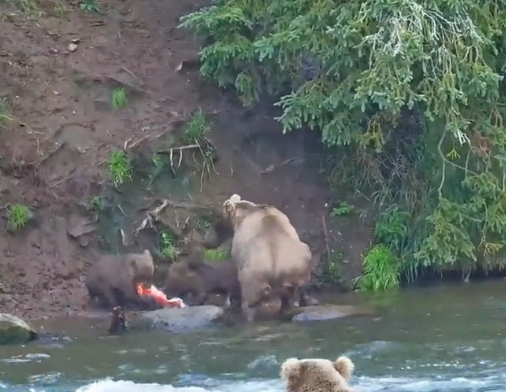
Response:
[164,257,241,307]
[281,356,355,392]
[221,194,313,322]
[86,250,154,310]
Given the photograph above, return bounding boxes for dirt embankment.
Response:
[0,0,373,320]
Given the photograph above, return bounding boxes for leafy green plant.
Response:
[185,108,210,145]
[111,88,127,109]
[159,231,179,260]
[79,0,99,13]
[18,0,38,14]
[90,196,102,211]
[52,1,68,17]
[321,252,343,284]
[151,153,163,168]
[107,150,132,187]
[7,204,31,231]
[358,245,400,292]
[330,202,354,217]
[0,98,12,130]
[180,0,506,281]
[204,247,230,261]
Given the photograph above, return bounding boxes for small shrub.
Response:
[52,1,68,18]
[79,0,100,12]
[358,245,400,292]
[323,252,343,284]
[330,202,354,217]
[90,196,102,211]
[111,88,127,109]
[159,231,179,260]
[18,0,38,14]
[185,108,209,145]
[0,98,13,130]
[7,204,31,231]
[204,247,230,261]
[151,153,163,168]
[107,150,132,187]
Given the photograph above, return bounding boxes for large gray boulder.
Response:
[0,314,37,345]
[139,305,224,333]
[291,304,375,322]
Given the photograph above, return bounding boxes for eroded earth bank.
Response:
[0,0,374,320]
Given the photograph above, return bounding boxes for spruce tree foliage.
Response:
[180,0,506,281]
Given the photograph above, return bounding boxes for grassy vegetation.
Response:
[184,108,217,189]
[184,108,210,145]
[79,0,100,13]
[180,0,506,288]
[7,204,31,231]
[18,0,38,14]
[111,87,127,109]
[159,231,179,260]
[52,1,69,18]
[0,98,13,130]
[357,245,400,292]
[330,202,354,218]
[204,247,230,261]
[107,150,132,187]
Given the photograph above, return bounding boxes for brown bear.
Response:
[85,249,155,310]
[164,256,241,307]
[280,356,355,392]
[218,194,313,322]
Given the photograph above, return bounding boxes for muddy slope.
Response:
[0,0,372,319]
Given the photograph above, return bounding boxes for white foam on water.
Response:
[75,379,282,392]
[73,374,506,392]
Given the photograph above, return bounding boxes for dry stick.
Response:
[260,158,306,175]
[137,198,213,213]
[321,213,332,264]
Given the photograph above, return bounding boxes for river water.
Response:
[1,281,506,392]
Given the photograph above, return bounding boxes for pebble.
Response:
[68,43,78,52]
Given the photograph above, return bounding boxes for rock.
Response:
[68,43,78,52]
[139,305,224,333]
[291,305,374,323]
[0,314,37,345]
[66,214,96,239]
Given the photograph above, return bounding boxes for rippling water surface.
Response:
[1,281,506,392]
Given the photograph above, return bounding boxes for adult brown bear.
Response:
[219,194,313,322]
[86,249,155,310]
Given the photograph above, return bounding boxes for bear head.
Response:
[280,356,355,392]
[222,194,262,229]
[127,249,154,283]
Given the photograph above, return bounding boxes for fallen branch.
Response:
[261,158,305,175]
[137,198,214,213]
[321,213,332,263]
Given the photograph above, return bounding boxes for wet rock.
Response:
[0,313,37,345]
[291,305,374,323]
[139,305,224,333]
[67,214,96,239]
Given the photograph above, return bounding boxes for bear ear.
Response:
[143,249,151,257]
[280,358,301,380]
[223,194,240,217]
[333,356,354,381]
[229,194,241,203]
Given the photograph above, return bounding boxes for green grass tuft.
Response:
[107,150,132,187]
[111,87,127,109]
[357,244,400,292]
[204,247,230,261]
[7,204,31,231]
